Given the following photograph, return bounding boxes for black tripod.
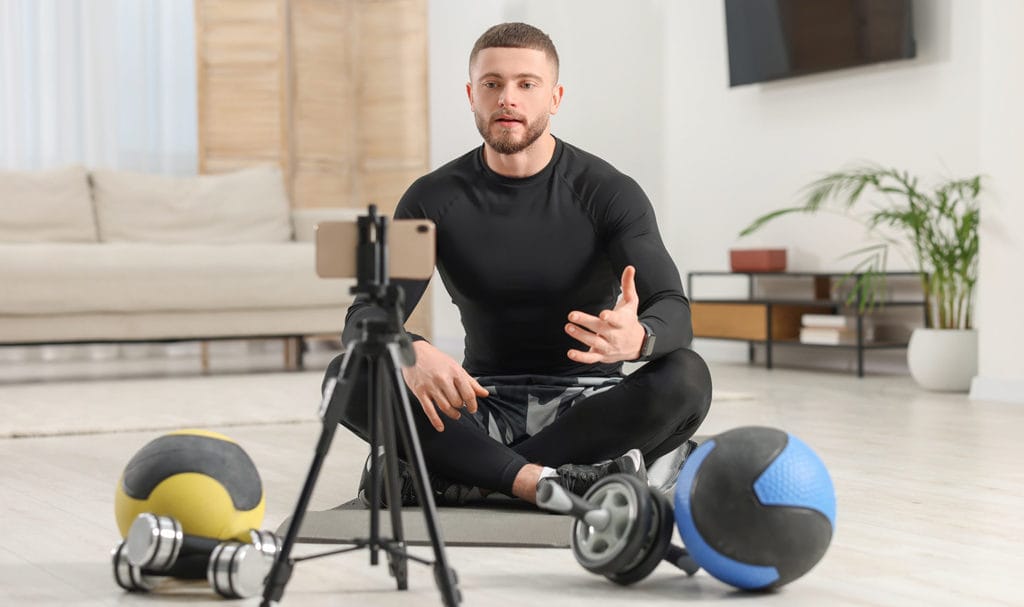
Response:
[261,206,461,607]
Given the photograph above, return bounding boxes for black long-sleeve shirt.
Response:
[342,137,692,377]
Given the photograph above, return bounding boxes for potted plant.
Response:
[739,164,982,391]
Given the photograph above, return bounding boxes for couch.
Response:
[0,165,361,364]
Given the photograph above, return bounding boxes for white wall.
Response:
[662,0,978,274]
[663,0,981,367]
[428,0,1000,377]
[972,0,1024,403]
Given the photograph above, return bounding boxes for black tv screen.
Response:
[724,0,916,87]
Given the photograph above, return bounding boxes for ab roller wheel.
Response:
[538,474,699,586]
[570,475,654,579]
[603,489,676,585]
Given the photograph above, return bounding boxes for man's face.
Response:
[467,47,562,155]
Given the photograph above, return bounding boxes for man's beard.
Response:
[475,110,548,155]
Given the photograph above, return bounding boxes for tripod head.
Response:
[353,205,394,296]
[350,205,414,365]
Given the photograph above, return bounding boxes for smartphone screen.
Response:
[315,219,435,280]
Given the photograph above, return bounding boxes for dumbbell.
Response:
[112,514,223,592]
[537,474,700,585]
[111,541,159,592]
[115,513,280,598]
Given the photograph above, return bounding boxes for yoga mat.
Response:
[277,498,572,548]
[279,438,712,548]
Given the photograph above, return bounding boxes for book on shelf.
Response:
[799,326,875,345]
[800,313,864,329]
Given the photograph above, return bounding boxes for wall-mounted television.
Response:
[724,0,916,87]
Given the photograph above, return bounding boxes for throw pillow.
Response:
[92,165,292,243]
[0,165,97,242]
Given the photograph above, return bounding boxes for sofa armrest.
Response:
[291,208,365,242]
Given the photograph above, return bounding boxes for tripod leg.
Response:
[377,360,409,590]
[261,344,363,607]
[366,357,382,567]
[385,343,462,607]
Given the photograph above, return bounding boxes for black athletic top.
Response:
[342,137,692,377]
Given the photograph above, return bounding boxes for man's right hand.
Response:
[401,341,489,432]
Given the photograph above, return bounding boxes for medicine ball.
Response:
[114,429,265,541]
[674,426,836,591]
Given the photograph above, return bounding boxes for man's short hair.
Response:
[469,22,559,80]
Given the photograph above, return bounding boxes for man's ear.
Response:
[549,84,564,115]
[466,82,475,111]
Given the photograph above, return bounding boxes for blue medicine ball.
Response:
[674,426,836,591]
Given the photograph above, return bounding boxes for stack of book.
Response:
[799,314,874,345]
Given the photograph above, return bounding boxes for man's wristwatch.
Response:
[637,322,656,361]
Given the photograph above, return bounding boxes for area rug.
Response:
[0,372,754,439]
[0,371,324,438]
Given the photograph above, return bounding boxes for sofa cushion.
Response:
[0,166,97,242]
[91,165,292,243]
[0,243,353,315]
[0,308,355,344]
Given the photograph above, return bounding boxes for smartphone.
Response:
[315,219,436,280]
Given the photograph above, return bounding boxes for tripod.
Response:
[261,206,461,607]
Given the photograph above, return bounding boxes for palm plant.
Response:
[740,164,982,329]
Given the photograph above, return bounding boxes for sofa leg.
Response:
[200,341,210,374]
[284,337,304,371]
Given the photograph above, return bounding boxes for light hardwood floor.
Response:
[1,360,1021,606]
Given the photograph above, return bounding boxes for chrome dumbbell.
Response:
[205,539,277,599]
[114,513,281,598]
[112,511,221,593]
[111,541,159,592]
[537,475,700,585]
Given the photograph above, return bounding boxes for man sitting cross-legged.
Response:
[323,22,712,506]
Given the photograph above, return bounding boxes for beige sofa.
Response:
[0,165,358,358]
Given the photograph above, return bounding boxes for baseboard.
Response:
[970,376,1024,404]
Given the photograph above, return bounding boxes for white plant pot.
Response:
[907,328,978,392]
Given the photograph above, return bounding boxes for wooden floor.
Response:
[1,359,1022,606]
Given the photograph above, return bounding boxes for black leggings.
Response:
[322,347,712,496]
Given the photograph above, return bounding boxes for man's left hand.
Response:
[565,265,646,364]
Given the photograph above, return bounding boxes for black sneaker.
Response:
[357,453,418,507]
[555,448,647,496]
[431,479,483,506]
[356,453,480,507]
[646,439,699,497]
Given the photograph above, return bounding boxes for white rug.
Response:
[0,371,326,438]
[0,372,755,439]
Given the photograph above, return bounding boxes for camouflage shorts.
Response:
[464,374,622,447]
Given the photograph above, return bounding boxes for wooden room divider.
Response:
[195,0,432,339]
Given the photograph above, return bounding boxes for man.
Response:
[327,22,712,505]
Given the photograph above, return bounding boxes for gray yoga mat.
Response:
[278,439,707,549]
[277,498,572,548]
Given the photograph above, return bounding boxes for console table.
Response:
[687,271,926,377]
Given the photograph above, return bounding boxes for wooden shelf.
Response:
[689,270,922,278]
[691,302,832,341]
[687,271,926,377]
[692,298,926,306]
[694,335,912,349]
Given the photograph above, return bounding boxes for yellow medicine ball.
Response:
[114,429,265,541]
